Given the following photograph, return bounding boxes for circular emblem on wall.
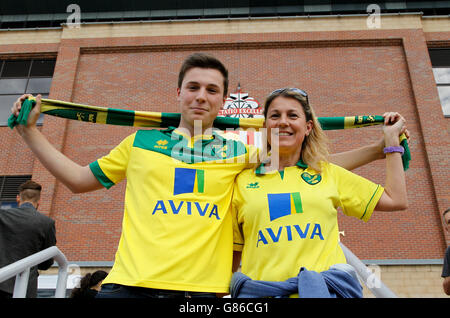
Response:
[218,84,263,119]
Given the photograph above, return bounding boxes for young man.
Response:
[0,180,56,298]
[11,53,391,297]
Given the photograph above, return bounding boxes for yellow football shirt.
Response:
[232,160,384,282]
[89,127,258,292]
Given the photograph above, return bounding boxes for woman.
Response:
[230,88,407,298]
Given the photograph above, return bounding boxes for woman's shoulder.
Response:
[237,166,258,179]
[320,160,350,174]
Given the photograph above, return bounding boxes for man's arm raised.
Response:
[12,94,102,193]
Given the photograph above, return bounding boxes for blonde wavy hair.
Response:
[263,88,330,172]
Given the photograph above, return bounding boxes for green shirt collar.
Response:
[255,158,308,175]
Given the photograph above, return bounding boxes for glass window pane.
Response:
[0,78,28,94]
[26,78,52,94]
[432,68,450,84]
[0,95,19,125]
[429,49,450,67]
[30,60,56,77]
[437,86,450,117]
[1,60,31,77]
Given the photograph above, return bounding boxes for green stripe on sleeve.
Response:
[89,161,115,189]
[360,184,384,222]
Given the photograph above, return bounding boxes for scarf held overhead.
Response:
[8,97,410,170]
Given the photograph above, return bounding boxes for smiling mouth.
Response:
[275,132,293,136]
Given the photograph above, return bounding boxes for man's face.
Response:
[177,67,226,132]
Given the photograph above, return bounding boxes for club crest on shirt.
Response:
[301,172,322,185]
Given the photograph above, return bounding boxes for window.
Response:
[0,59,56,126]
[429,49,450,117]
[433,68,450,117]
[0,175,31,209]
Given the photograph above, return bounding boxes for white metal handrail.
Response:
[340,243,397,298]
[0,246,69,298]
[0,244,396,298]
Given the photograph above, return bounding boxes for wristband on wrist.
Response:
[383,146,404,155]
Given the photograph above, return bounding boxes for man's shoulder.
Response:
[132,128,174,152]
[20,205,55,225]
[134,128,169,142]
[0,206,54,227]
[24,207,55,226]
[442,246,450,278]
[34,210,55,225]
[0,206,27,217]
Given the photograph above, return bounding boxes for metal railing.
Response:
[0,243,396,298]
[340,242,397,298]
[0,246,69,298]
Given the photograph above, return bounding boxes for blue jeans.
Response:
[96,284,217,298]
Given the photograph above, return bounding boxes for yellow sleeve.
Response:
[232,176,245,252]
[330,163,384,222]
[89,133,135,189]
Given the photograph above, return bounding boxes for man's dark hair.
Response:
[178,53,229,97]
[18,180,42,203]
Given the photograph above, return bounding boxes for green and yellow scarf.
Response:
[8,97,410,170]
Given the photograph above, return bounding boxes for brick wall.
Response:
[1,17,448,266]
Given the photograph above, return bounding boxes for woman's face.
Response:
[265,96,313,154]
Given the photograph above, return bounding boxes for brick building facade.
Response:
[1,10,449,297]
